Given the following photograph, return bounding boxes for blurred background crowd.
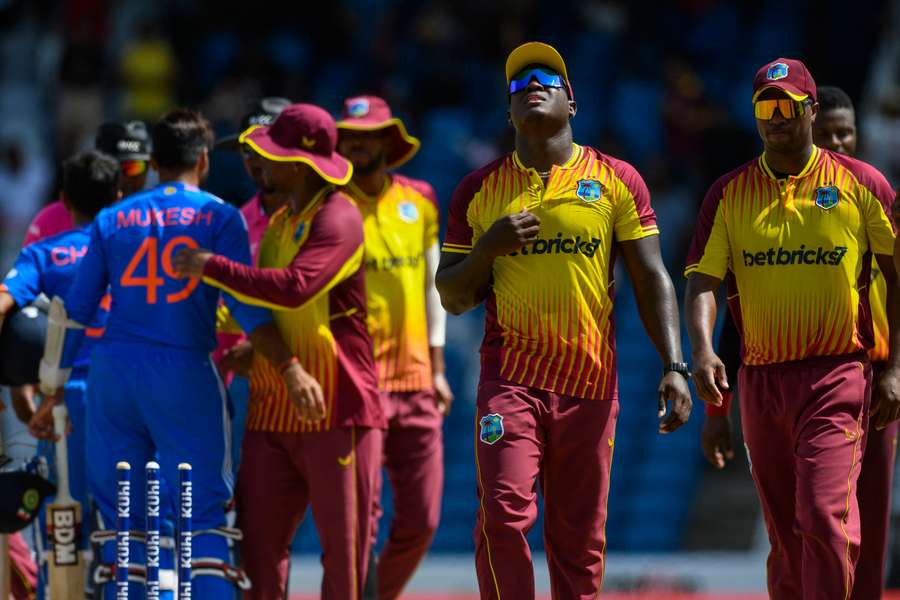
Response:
[2,0,900,588]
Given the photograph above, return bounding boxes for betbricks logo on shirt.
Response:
[742,245,848,267]
[509,232,602,258]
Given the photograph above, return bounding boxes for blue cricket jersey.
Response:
[1,226,107,368]
[63,182,270,355]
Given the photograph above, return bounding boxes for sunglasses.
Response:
[509,68,565,95]
[120,159,148,177]
[754,98,809,120]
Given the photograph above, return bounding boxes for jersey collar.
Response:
[758,145,821,180]
[512,144,583,172]
[345,176,391,204]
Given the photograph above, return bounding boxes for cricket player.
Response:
[337,95,450,599]
[685,60,900,599]
[1,150,119,599]
[703,84,899,599]
[43,109,311,599]
[173,103,385,600]
[213,98,291,381]
[23,121,151,246]
[435,42,692,599]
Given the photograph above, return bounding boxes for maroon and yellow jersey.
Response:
[203,189,383,433]
[868,260,890,363]
[686,147,895,366]
[443,144,658,401]
[344,174,440,392]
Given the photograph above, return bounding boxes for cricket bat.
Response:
[47,404,85,599]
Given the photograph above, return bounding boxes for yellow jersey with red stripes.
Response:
[443,144,658,400]
[868,263,889,364]
[203,189,383,433]
[344,174,440,392]
[685,147,895,366]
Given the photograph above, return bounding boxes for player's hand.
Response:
[433,371,454,416]
[10,384,37,425]
[221,339,255,377]
[475,210,541,259]
[283,363,326,422]
[658,371,692,433]
[28,393,62,441]
[871,365,900,430]
[691,350,729,406]
[173,247,213,278]
[701,415,734,469]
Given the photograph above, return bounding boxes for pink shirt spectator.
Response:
[23,200,74,246]
[240,192,270,263]
[214,192,272,383]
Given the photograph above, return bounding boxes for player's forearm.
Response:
[630,264,684,364]
[685,275,720,359]
[430,345,446,376]
[0,290,16,329]
[435,248,493,315]
[247,322,294,369]
[203,253,347,311]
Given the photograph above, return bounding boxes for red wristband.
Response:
[705,390,732,416]
[279,356,300,374]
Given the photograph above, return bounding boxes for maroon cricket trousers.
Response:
[473,377,617,600]
[852,362,899,600]
[236,426,382,600]
[740,353,871,600]
[371,389,443,600]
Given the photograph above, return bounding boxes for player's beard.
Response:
[353,153,386,176]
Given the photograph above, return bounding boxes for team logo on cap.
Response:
[576,179,603,203]
[767,63,789,81]
[302,136,316,149]
[347,98,370,118]
[398,201,419,223]
[815,186,840,210]
[479,414,504,445]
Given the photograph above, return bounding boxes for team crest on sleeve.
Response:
[814,186,840,210]
[292,221,307,242]
[576,179,604,203]
[479,414,504,445]
[398,201,419,223]
[347,98,370,118]
[766,63,789,80]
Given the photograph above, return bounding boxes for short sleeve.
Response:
[442,172,481,255]
[685,178,731,280]
[860,172,896,257]
[610,159,659,242]
[1,246,42,308]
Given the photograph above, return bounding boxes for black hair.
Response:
[62,150,120,217]
[817,86,855,113]
[151,108,214,169]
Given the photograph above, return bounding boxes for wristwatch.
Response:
[664,362,691,380]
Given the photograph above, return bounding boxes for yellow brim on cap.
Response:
[752,84,808,102]
[505,42,568,83]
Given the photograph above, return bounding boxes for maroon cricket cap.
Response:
[752,58,817,103]
[239,103,352,185]
[336,96,421,169]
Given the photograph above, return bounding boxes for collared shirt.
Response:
[203,189,382,433]
[344,174,439,392]
[685,146,896,366]
[443,144,659,401]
